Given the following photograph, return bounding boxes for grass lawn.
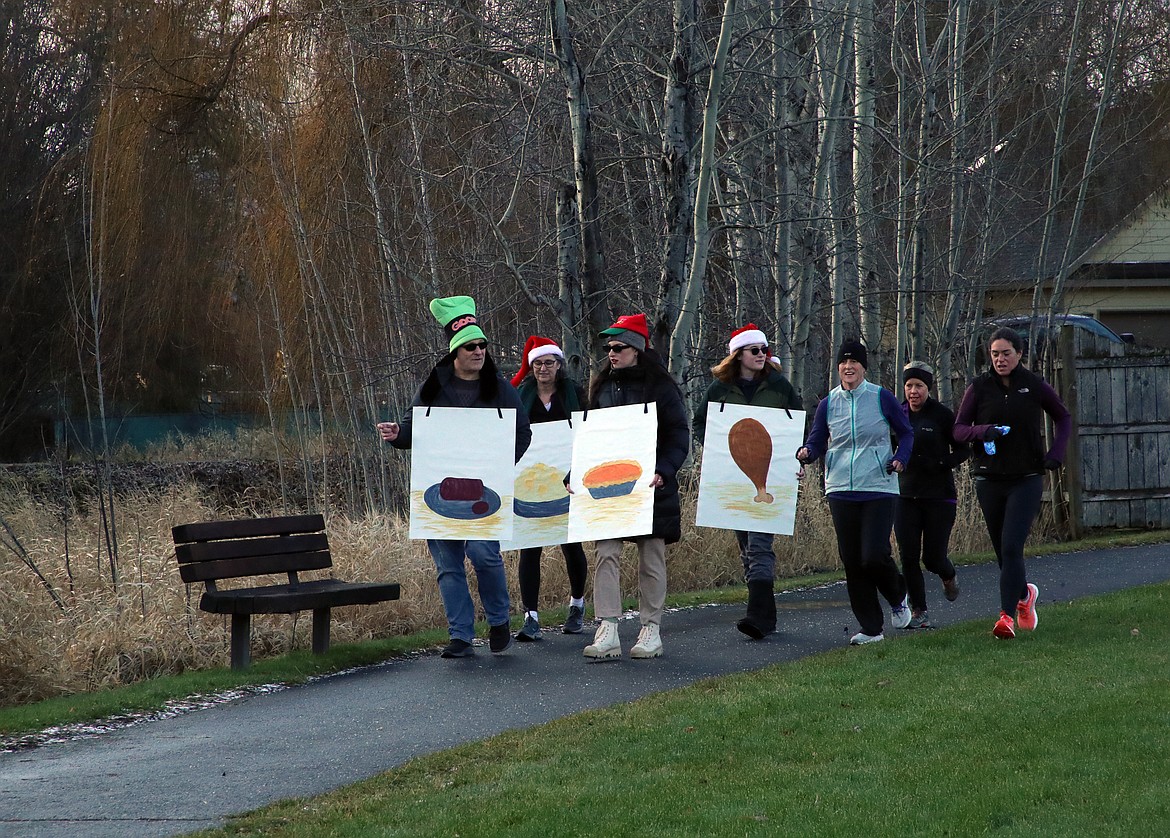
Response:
[190,582,1170,837]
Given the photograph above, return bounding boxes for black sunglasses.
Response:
[605,343,632,353]
[460,341,489,352]
[741,346,767,356]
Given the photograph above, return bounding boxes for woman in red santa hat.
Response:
[581,313,689,660]
[510,336,590,640]
[693,323,802,639]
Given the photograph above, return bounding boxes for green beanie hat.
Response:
[429,295,488,352]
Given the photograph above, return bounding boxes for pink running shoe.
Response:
[1017,583,1039,631]
[993,612,1016,639]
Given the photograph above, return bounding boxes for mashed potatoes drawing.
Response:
[514,462,570,518]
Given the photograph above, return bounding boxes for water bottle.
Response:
[983,425,1010,455]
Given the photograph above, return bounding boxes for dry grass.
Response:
[0,465,1006,709]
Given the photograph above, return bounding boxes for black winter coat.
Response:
[954,365,1071,479]
[897,397,968,500]
[391,356,532,462]
[589,363,690,544]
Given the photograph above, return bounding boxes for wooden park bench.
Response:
[172,513,400,670]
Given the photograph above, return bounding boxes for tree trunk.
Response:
[671,0,739,378]
[550,0,607,338]
[655,0,699,356]
[555,182,587,377]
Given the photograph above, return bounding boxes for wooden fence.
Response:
[1055,332,1170,532]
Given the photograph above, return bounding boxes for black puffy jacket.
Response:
[897,397,968,500]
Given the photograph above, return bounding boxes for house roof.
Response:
[1076,181,1170,265]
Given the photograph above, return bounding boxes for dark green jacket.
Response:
[693,367,803,446]
[516,376,585,424]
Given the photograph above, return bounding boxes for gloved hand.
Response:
[1042,458,1061,471]
[983,425,1007,441]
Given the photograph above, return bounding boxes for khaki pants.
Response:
[593,537,666,625]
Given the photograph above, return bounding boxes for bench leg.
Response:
[311,607,331,655]
[230,613,252,670]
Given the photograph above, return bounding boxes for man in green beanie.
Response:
[377,295,531,658]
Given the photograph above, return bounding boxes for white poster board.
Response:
[502,420,574,551]
[408,406,516,540]
[566,403,657,543]
[695,404,806,535]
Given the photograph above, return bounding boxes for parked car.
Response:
[980,314,1135,359]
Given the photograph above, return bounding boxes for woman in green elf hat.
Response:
[377,295,531,659]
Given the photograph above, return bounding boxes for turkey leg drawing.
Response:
[728,417,774,503]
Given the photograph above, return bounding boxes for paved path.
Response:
[2,543,1168,837]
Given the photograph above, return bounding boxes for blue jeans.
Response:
[735,531,776,583]
[427,539,511,642]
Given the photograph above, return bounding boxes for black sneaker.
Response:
[441,639,474,658]
[563,605,585,634]
[489,622,513,654]
[943,576,960,602]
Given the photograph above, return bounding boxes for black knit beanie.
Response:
[902,361,935,390]
[836,338,868,368]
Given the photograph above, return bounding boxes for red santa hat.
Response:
[511,335,564,387]
[728,323,769,355]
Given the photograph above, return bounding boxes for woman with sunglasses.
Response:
[509,335,590,640]
[581,313,690,660]
[693,324,802,639]
[377,295,531,660]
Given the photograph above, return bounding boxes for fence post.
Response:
[1057,326,1082,539]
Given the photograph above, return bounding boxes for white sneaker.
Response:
[850,631,885,645]
[583,619,622,659]
[891,594,912,630]
[629,623,663,659]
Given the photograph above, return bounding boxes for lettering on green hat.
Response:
[429,295,488,352]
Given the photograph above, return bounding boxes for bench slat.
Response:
[200,579,402,614]
[177,551,333,583]
[172,514,325,544]
[175,532,330,564]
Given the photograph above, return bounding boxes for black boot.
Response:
[737,580,776,639]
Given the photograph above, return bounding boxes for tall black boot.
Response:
[737,580,776,639]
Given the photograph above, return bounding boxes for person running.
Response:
[952,326,1071,639]
[894,361,968,630]
[509,335,589,640]
[693,323,803,639]
[796,338,914,645]
[377,295,531,659]
[582,313,690,660]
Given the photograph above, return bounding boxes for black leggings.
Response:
[894,498,957,612]
[518,543,589,613]
[828,496,906,636]
[974,475,1043,616]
